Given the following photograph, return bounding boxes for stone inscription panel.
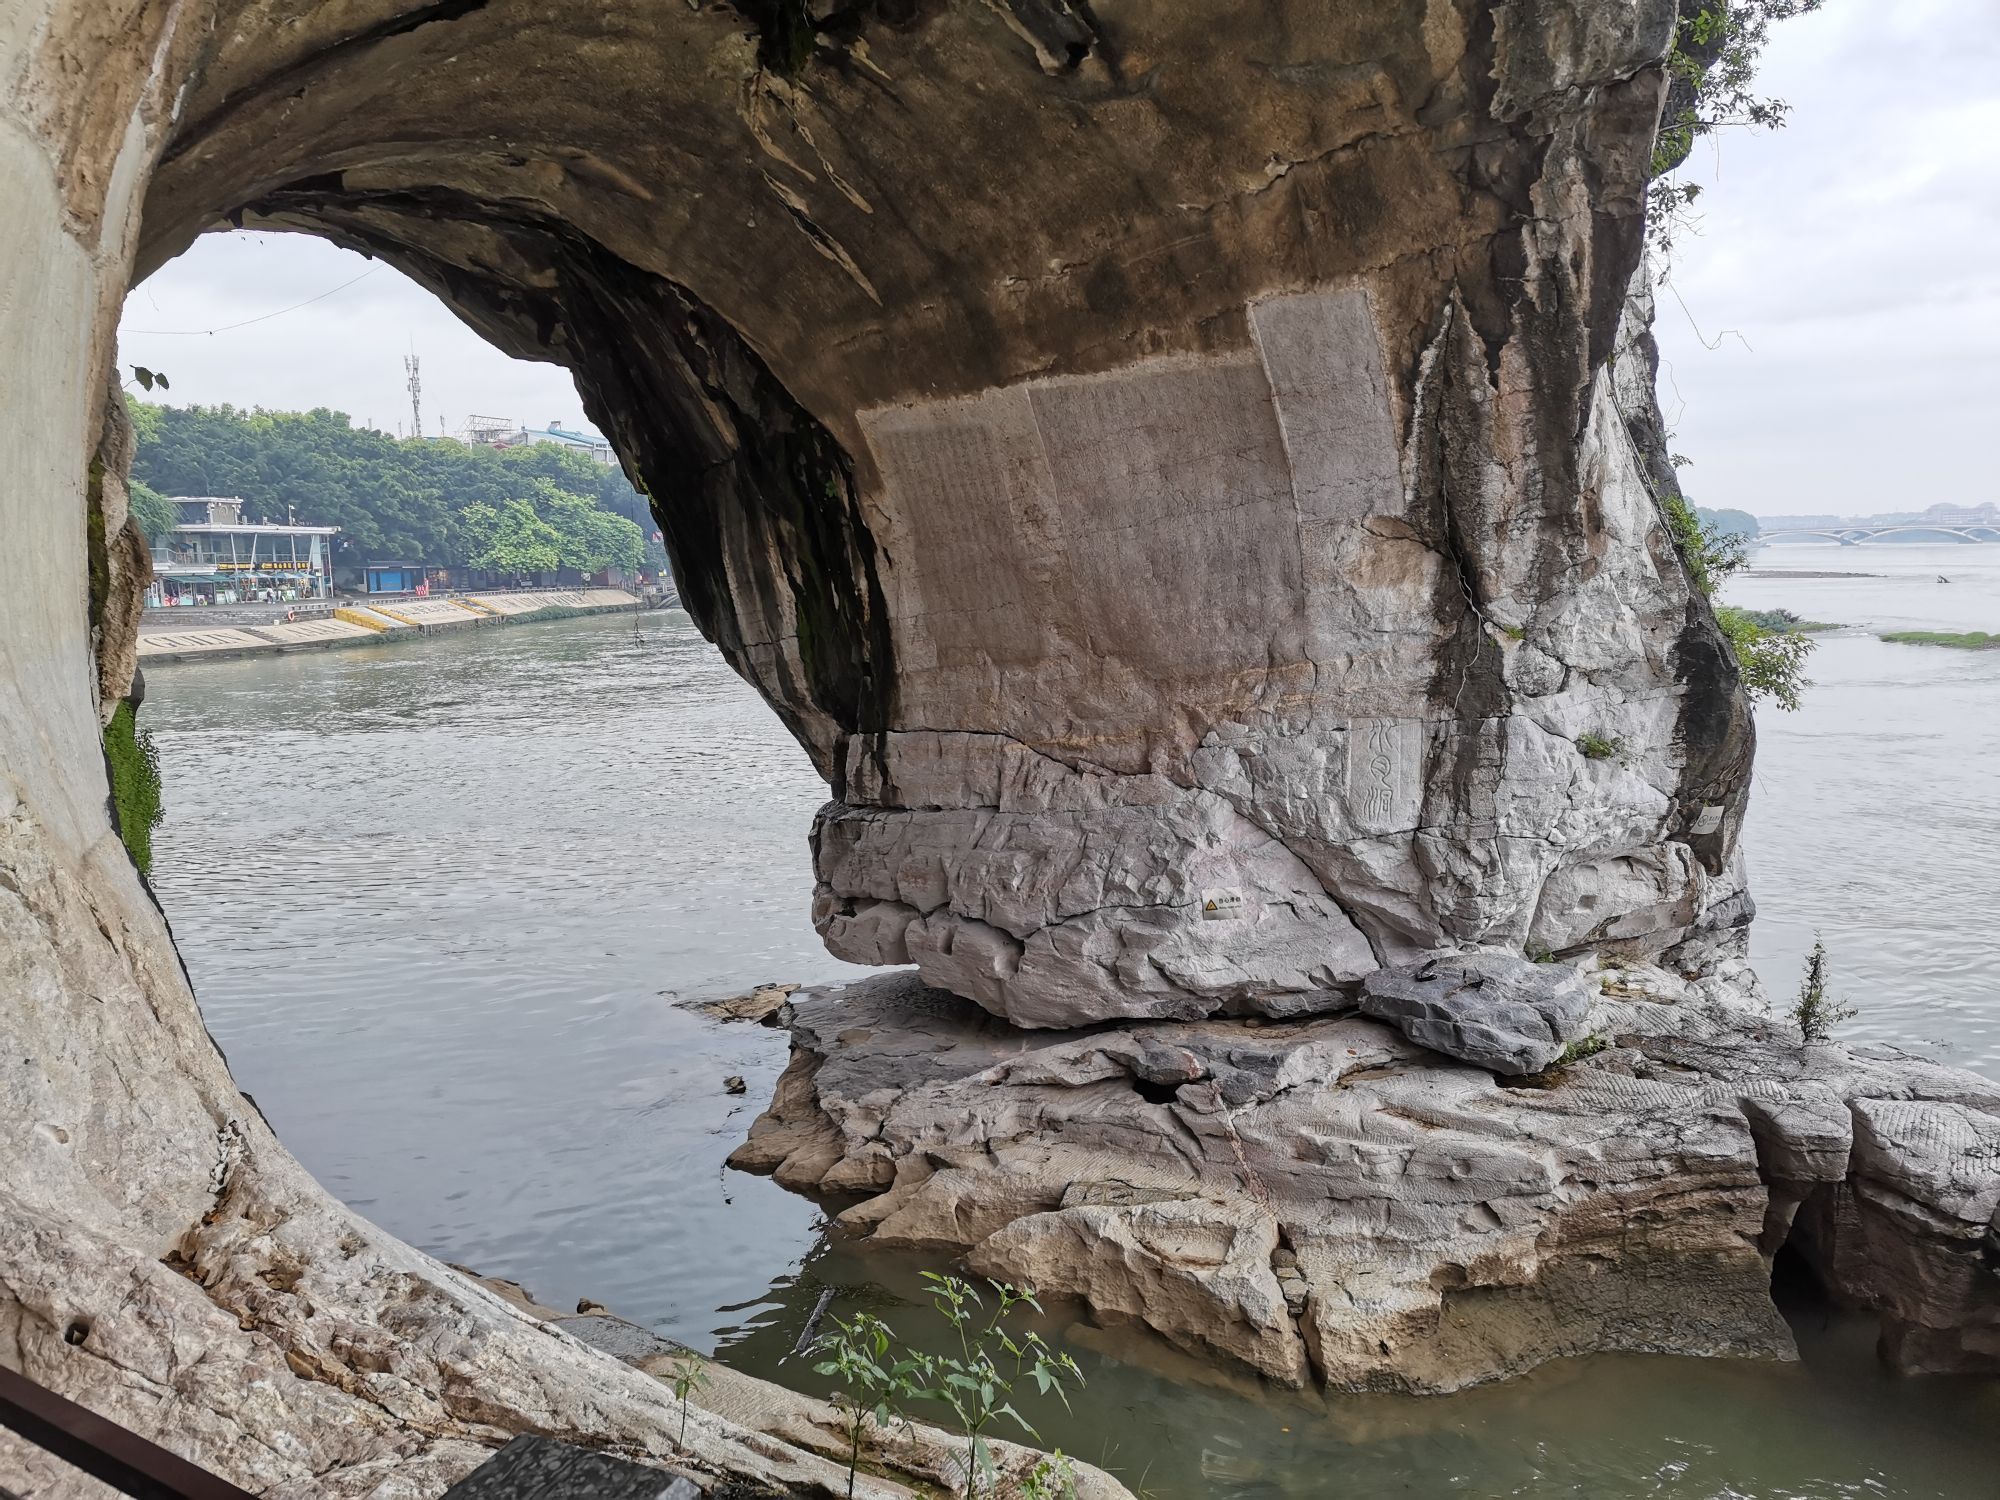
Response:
[1344,717,1426,836]
[1024,355,1304,678]
[865,391,1053,672]
[1249,287,1404,525]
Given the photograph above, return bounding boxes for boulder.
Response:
[1357,951,1594,1074]
[734,968,2000,1394]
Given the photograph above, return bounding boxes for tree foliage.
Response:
[127,400,658,576]
[1662,494,1813,711]
[1650,1,1825,254]
[127,479,179,545]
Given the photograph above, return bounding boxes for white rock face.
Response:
[733,969,2000,1393]
[814,278,1753,1026]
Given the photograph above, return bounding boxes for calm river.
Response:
[145,552,2000,1498]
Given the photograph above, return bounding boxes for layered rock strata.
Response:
[732,967,2000,1393]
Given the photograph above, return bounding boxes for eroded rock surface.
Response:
[733,970,2000,1393]
[1357,951,1592,1074]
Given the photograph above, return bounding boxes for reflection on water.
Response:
[145,582,2000,1499]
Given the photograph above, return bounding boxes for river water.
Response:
[144,556,2000,1498]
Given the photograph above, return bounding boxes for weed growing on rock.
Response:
[909,1273,1084,1500]
[814,1312,918,1500]
[1576,731,1621,761]
[666,1350,709,1452]
[1558,1035,1608,1065]
[1792,939,1857,1044]
[1022,1450,1079,1500]
[810,1275,1084,1500]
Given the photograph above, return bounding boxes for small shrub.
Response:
[1662,491,1747,598]
[103,700,164,876]
[1576,731,1621,761]
[1792,938,1857,1044]
[1714,606,1814,711]
[666,1350,709,1452]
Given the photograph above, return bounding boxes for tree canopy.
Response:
[128,400,657,575]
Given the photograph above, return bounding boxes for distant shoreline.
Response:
[1746,569,1882,579]
[138,588,644,665]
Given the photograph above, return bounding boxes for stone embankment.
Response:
[733,955,2000,1394]
[135,589,641,663]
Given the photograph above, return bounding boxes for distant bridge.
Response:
[1757,523,2000,546]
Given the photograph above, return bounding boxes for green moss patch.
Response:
[103,700,164,876]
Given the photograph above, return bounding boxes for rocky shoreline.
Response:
[732,954,2000,1395]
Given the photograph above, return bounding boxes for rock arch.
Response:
[4,0,1785,1490]
[136,0,1753,1025]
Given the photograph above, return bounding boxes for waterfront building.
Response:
[147,496,338,607]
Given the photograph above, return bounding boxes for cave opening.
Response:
[115,223,874,1333]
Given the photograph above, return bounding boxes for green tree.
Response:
[460,499,562,575]
[1696,506,1759,540]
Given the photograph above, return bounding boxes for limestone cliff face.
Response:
[134,0,1753,1026]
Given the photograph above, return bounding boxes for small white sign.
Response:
[1201,890,1245,921]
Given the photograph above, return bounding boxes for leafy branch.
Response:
[1648,1,1825,258]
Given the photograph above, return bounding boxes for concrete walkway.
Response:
[137,589,641,663]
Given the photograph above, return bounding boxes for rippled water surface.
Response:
[144,578,2000,1499]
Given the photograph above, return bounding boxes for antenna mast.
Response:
[404,354,422,439]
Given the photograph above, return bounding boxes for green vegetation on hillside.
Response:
[128,400,656,575]
[1879,630,2000,651]
[103,700,163,876]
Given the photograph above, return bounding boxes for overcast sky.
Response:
[119,0,1996,517]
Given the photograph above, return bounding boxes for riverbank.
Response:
[135,587,641,663]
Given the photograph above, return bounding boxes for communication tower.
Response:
[404,354,422,439]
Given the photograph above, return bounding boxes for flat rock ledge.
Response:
[730,964,2000,1395]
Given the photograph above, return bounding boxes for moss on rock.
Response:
[103,699,163,876]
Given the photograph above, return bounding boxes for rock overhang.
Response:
[125,0,1752,1027]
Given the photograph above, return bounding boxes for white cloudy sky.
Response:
[120,0,1997,515]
